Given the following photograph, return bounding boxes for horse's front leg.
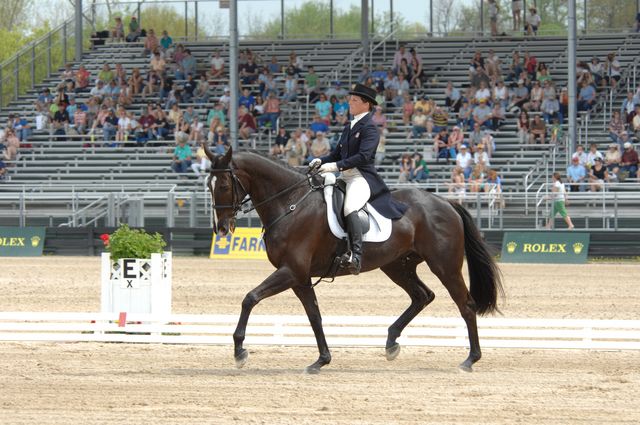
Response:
[233,266,297,368]
[292,283,331,374]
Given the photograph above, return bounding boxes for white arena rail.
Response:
[0,312,639,350]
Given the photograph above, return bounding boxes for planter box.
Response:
[100,252,172,317]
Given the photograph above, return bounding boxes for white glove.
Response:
[319,162,338,173]
[308,158,322,171]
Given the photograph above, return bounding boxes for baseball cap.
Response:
[517,79,524,84]
[624,142,632,148]
[460,144,468,149]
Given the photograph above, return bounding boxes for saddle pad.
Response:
[323,181,392,243]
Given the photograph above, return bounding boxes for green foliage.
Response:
[104,225,166,262]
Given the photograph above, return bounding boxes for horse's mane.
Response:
[236,150,306,176]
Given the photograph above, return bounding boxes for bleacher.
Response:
[2,32,640,229]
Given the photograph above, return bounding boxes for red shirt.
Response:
[621,149,639,165]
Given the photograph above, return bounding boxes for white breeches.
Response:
[342,168,371,216]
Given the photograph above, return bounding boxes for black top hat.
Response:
[348,83,377,105]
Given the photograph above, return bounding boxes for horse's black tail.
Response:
[449,201,504,316]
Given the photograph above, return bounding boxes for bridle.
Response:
[206,164,323,234]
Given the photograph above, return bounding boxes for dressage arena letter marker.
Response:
[118,312,127,327]
[121,259,139,288]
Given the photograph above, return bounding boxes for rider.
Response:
[309,83,407,275]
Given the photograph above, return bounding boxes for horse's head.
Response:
[203,144,246,237]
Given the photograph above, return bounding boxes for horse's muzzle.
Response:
[217,218,236,237]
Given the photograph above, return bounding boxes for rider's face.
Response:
[348,95,370,116]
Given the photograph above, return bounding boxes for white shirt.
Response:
[552,180,566,201]
[350,111,369,129]
[210,56,224,70]
[456,151,473,168]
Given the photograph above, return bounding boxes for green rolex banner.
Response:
[501,231,590,264]
[0,227,46,257]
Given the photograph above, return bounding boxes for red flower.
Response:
[99,233,110,246]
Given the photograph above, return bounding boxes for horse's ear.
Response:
[202,142,216,163]
[220,145,233,167]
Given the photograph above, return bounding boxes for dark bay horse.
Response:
[205,146,503,373]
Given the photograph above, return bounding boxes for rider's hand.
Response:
[308,158,322,171]
[319,162,338,173]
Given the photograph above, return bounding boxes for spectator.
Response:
[128,68,143,96]
[457,99,473,131]
[100,108,118,144]
[398,153,413,182]
[530,114,546,144]
[449,166,466,204]
[449,125,465,152]
[545,172,575,230]
[281,73,298,103]
[566,156,587,192]
[432,106,449,133]
[468,51,485,81]
[156,30,172,54]
[208,49,225,79]
[409,48,424,88]
[141,69,161,99]
[152,107,170,140]
[492,79,509,108]
[309,131,331,161]
[589,57,604,87]
[171,133,192,174]
[620,142,639,179]
[577,81,596,111]
[52,102,69,140]
[456,144,474,179]
[586,143,604,168]
[333,95,350,125]
[490,102,506,130]
[402,93,415,126]
[445,81,462,112]
[604,143,622,172]
[392,44,412,75]
[189,115,204,143]
[176,49,196,80]
[467,122,484,152]
[10,114,31,142]
[207,102,226,133]
[150,50,167,75]
[433,128,452,161]
[473,143,491,167]
[0,159,6,181]
[238,106,257,141]
[241,56,259,85]
[304,65,320,102]
[288,51,304,74]
[191,143,211,177]
[284,128,307,166]
[270,126,289,156]
[192,74,210,104]
[314,93,332,124]
[98,64,114,84]
[111,16,124,40]
[511,0,523,31]
[485,168,504,206]
[2,128,19,161]
[468,164,486,193]
[608,111,628,148]
[138,106,156,142]
[506,51,523,82]
[143,29,159,56]
[126,16,141,42]
[371,105,387,134]
[309,114,329,134]
[72,104,88,135]
[411,153,429,181]
[537,63,553,83]
[621,91,636,123]
[588,157,609,191]
[549,118,563,145]
[410,108,428,139]
[526,7,541,36]
[473,99,493,130]
[471,65,491,89]
[357,65,371,84]
[541,94,561,124]
[605,52,621,89]
[525,80,543,112]
[257,91,281,133]
[488,0,500,37]
[509,79,529,112]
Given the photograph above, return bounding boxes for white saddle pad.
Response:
[322,175,392,243]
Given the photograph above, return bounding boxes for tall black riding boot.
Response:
[344,212,363,275]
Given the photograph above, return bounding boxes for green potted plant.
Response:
[100,225,172,316]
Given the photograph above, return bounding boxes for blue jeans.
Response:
[411,126,427,138]
[171,159,192,174]
[257,112,279,130]
[621,164,638,178]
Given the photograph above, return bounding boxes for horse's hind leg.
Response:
[381,255,435,361]
[292,283,331,374]
[431,268,481,372]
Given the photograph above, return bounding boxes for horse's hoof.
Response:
[235,349,248,369]
[385,343,401,361]
[304,365,321,375]
[458,362,473,373]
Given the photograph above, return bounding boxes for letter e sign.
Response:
[121,259,140,288]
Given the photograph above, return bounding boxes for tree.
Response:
[0,0,32,31]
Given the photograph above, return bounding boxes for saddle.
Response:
[322,173,392,243]
[331,179,370,234]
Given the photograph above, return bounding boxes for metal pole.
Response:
[63,24,68,65]
[479,0,484,35]
[568,0,577,154]
[19,191,26,227]
[185,1,188,38]
[31,45,35,89]
[280,0,285,39]
[330,0,334,37]
[47,34,52,77]
[390,0,394,34]
[189,192,197,227]
[371,0,374,35]
[430,0,433,35]
[166,193,175,227]
[0,66,3,107]
[583,0,587,33]
[14,57,19,101]
[75,0,83,62]
[361,0,369,60]
[195,1,199,40]
[230,0,239,150]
